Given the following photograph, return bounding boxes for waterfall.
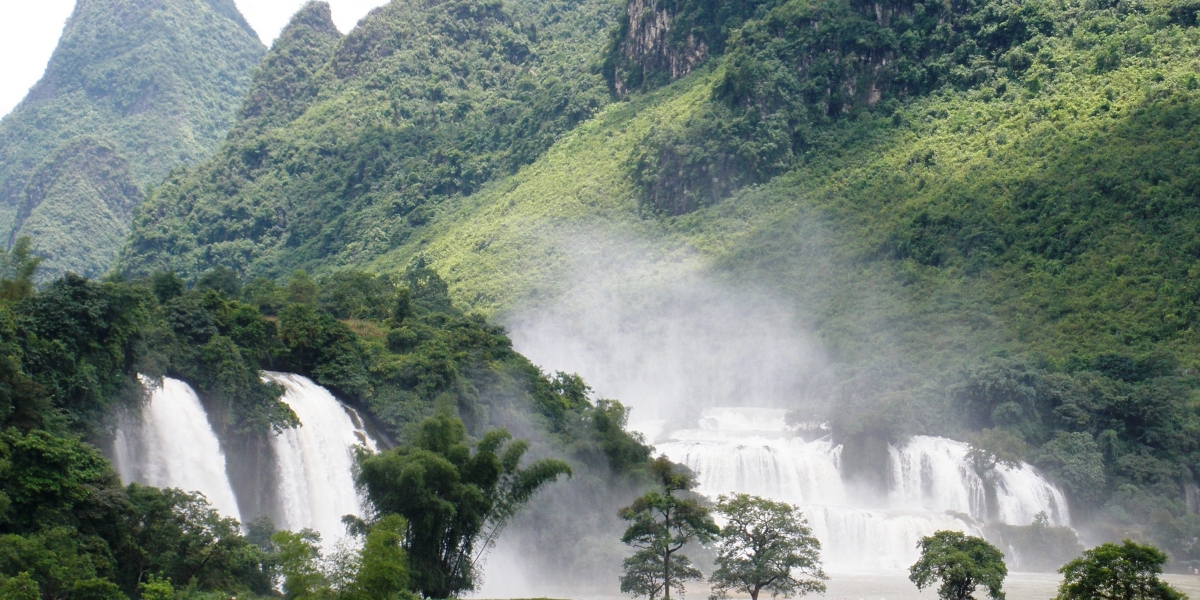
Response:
[656,407,1069,571]
[265,372,378,546]
[113,377,242,522]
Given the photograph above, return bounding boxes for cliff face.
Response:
[607,0,709,94]
[0,0,264,277]
[603,0,781,95]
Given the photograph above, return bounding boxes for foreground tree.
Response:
[709,494,827,600]
[1054,540,1184,600]
[357,414,571,598]
[910,531,1007,600]
[619,457,719,600]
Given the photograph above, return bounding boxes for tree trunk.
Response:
[664,549,672,600]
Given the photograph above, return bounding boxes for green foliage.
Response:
[709,494,827,600]
[618,458,719,600]
[0,571,39,600]
[122,484,273,596]
[1036,433,1107,508]
[13,274,150,432]
[0,238,43,302]
[160,288,294,434]
[909,531,1007,600]
[343,515,413,600]
[1055,540,1185,600]
[269,517,416,600]
[0,0,264,277]
[138,575,175,600]
[357,414,571,598]
[272,529,330,599]
[279,303,371,401]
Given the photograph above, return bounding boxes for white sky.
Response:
[0,0,389,119]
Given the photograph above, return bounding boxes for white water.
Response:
[113,377,243,522]
[266,372,378,546]
[656,407,1069,571]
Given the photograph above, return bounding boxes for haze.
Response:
[0,0,389,119]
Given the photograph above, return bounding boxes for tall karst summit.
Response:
[0,0,264,279]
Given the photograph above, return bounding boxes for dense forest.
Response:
[0,236,652,597]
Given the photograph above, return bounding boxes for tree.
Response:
[1054,540,1185,600]
[910,531,1007,600]
[709,494,827,600]
[0,237,42,302]
[356,414,571,598]
[272,529,330,599]
[343,515,414,600]
[618,457,720,600]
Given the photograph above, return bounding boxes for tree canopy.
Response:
[1055,541,1185,600]
[357,414,572,598]
[618,457,720,600]
[709,494,827,600]
[910,531,1007,600]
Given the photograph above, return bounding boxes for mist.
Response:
[471,229,835,596]
[506,230,833,441]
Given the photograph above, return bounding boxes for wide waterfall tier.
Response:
[656,407,1069,571]
[113,377,243,522]
[265,372,378,546]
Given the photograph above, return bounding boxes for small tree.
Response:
[910,531,1007,600]
[709,494,827,600]
[1054,540,1185,600]
[619,458,720,600]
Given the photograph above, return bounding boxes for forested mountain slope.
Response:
[122,0,622,277]
[124,0,1200,559]
[0,0,264,279]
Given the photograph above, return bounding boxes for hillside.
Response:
[123,0,1200,561]
[122,0,622,277]
[0,0,264,279]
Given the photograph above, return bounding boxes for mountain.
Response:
[121,0,621,277]
[0,0,265,279]
[124,0,1200,560]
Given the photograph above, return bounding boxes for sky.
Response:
[0,0,390,119]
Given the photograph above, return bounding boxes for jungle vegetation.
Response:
[0,236,653,598]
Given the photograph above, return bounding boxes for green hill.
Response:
[121,0,621,277]
[124,0,1200,560]
[0,0,265,279]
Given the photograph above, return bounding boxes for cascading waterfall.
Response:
[656,407,1069,571]
[113,377,243,522]
[266,372,378,546]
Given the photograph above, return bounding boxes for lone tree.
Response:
[910,531,1007,600]
[619,457,720,600]
[709,494,827,600]
[357,414,571,598]
[1054,540,1185,600]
